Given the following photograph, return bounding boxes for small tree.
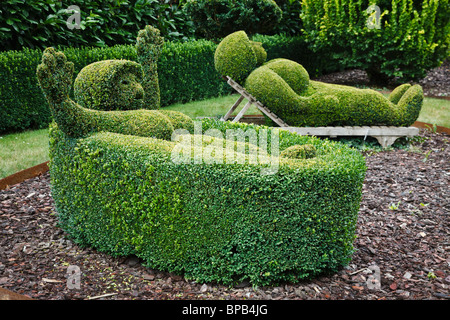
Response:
[300,0,450,83]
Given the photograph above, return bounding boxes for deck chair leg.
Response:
[222,95,245,121]
[232,101,252,123]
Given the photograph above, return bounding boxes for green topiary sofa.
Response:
[215,31,424,127]
[37,29,367,285]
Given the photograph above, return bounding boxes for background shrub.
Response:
[300,0,450,83]
[183,0,283,40]
[0,34,330,134]
[0,0,194,51]
[272,0,304,35]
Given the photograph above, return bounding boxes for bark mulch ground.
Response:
[0,129,448,301]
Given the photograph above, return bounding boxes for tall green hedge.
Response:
[0,35,331,134]
[49,118,367,285]
[301,0,450,83]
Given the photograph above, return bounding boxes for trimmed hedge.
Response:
[49,118,366,285]
[0,34,333,134]
[42,44,366,284]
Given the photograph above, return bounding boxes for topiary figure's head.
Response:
[214,31,267,83]
[74,60,145,111]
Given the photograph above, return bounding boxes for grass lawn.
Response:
[0,94,448,179]
[164,94,261,118]
[416,97,450,129]
[0,128,49,179]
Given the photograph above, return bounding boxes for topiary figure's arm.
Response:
[136,25,164,109]
[37,47,174,140]
[37,47,93,135]
[36,47,74,105]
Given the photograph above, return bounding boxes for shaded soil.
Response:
[313,59,450,98]
[0,129,449,300]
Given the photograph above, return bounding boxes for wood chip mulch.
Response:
[0,129,448,301]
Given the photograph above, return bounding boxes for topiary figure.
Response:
[74,25,164,111]
[37,47,191,140]
[38,26,193,139]
[215,31,424,127]
[136,25,164,110]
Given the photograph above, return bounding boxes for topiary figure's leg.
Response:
[388,83,411,104]
[136,25,164,109]
[37,47,174,140]
[393,84,423,126]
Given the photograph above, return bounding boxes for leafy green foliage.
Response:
[183,0,283,39]
[272,0,304,35]
[0,0,194,51]
[300,0,450,83]
[49,118,366,286]
[0,33,325,134]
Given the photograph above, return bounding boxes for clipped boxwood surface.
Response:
[49,118,366,285]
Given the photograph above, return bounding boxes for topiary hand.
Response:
[36,47,74,104]
[136,25,164,109]
[136,25,164,63]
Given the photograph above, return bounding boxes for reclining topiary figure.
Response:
[37,26,193,140]
[215,31,424,127]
